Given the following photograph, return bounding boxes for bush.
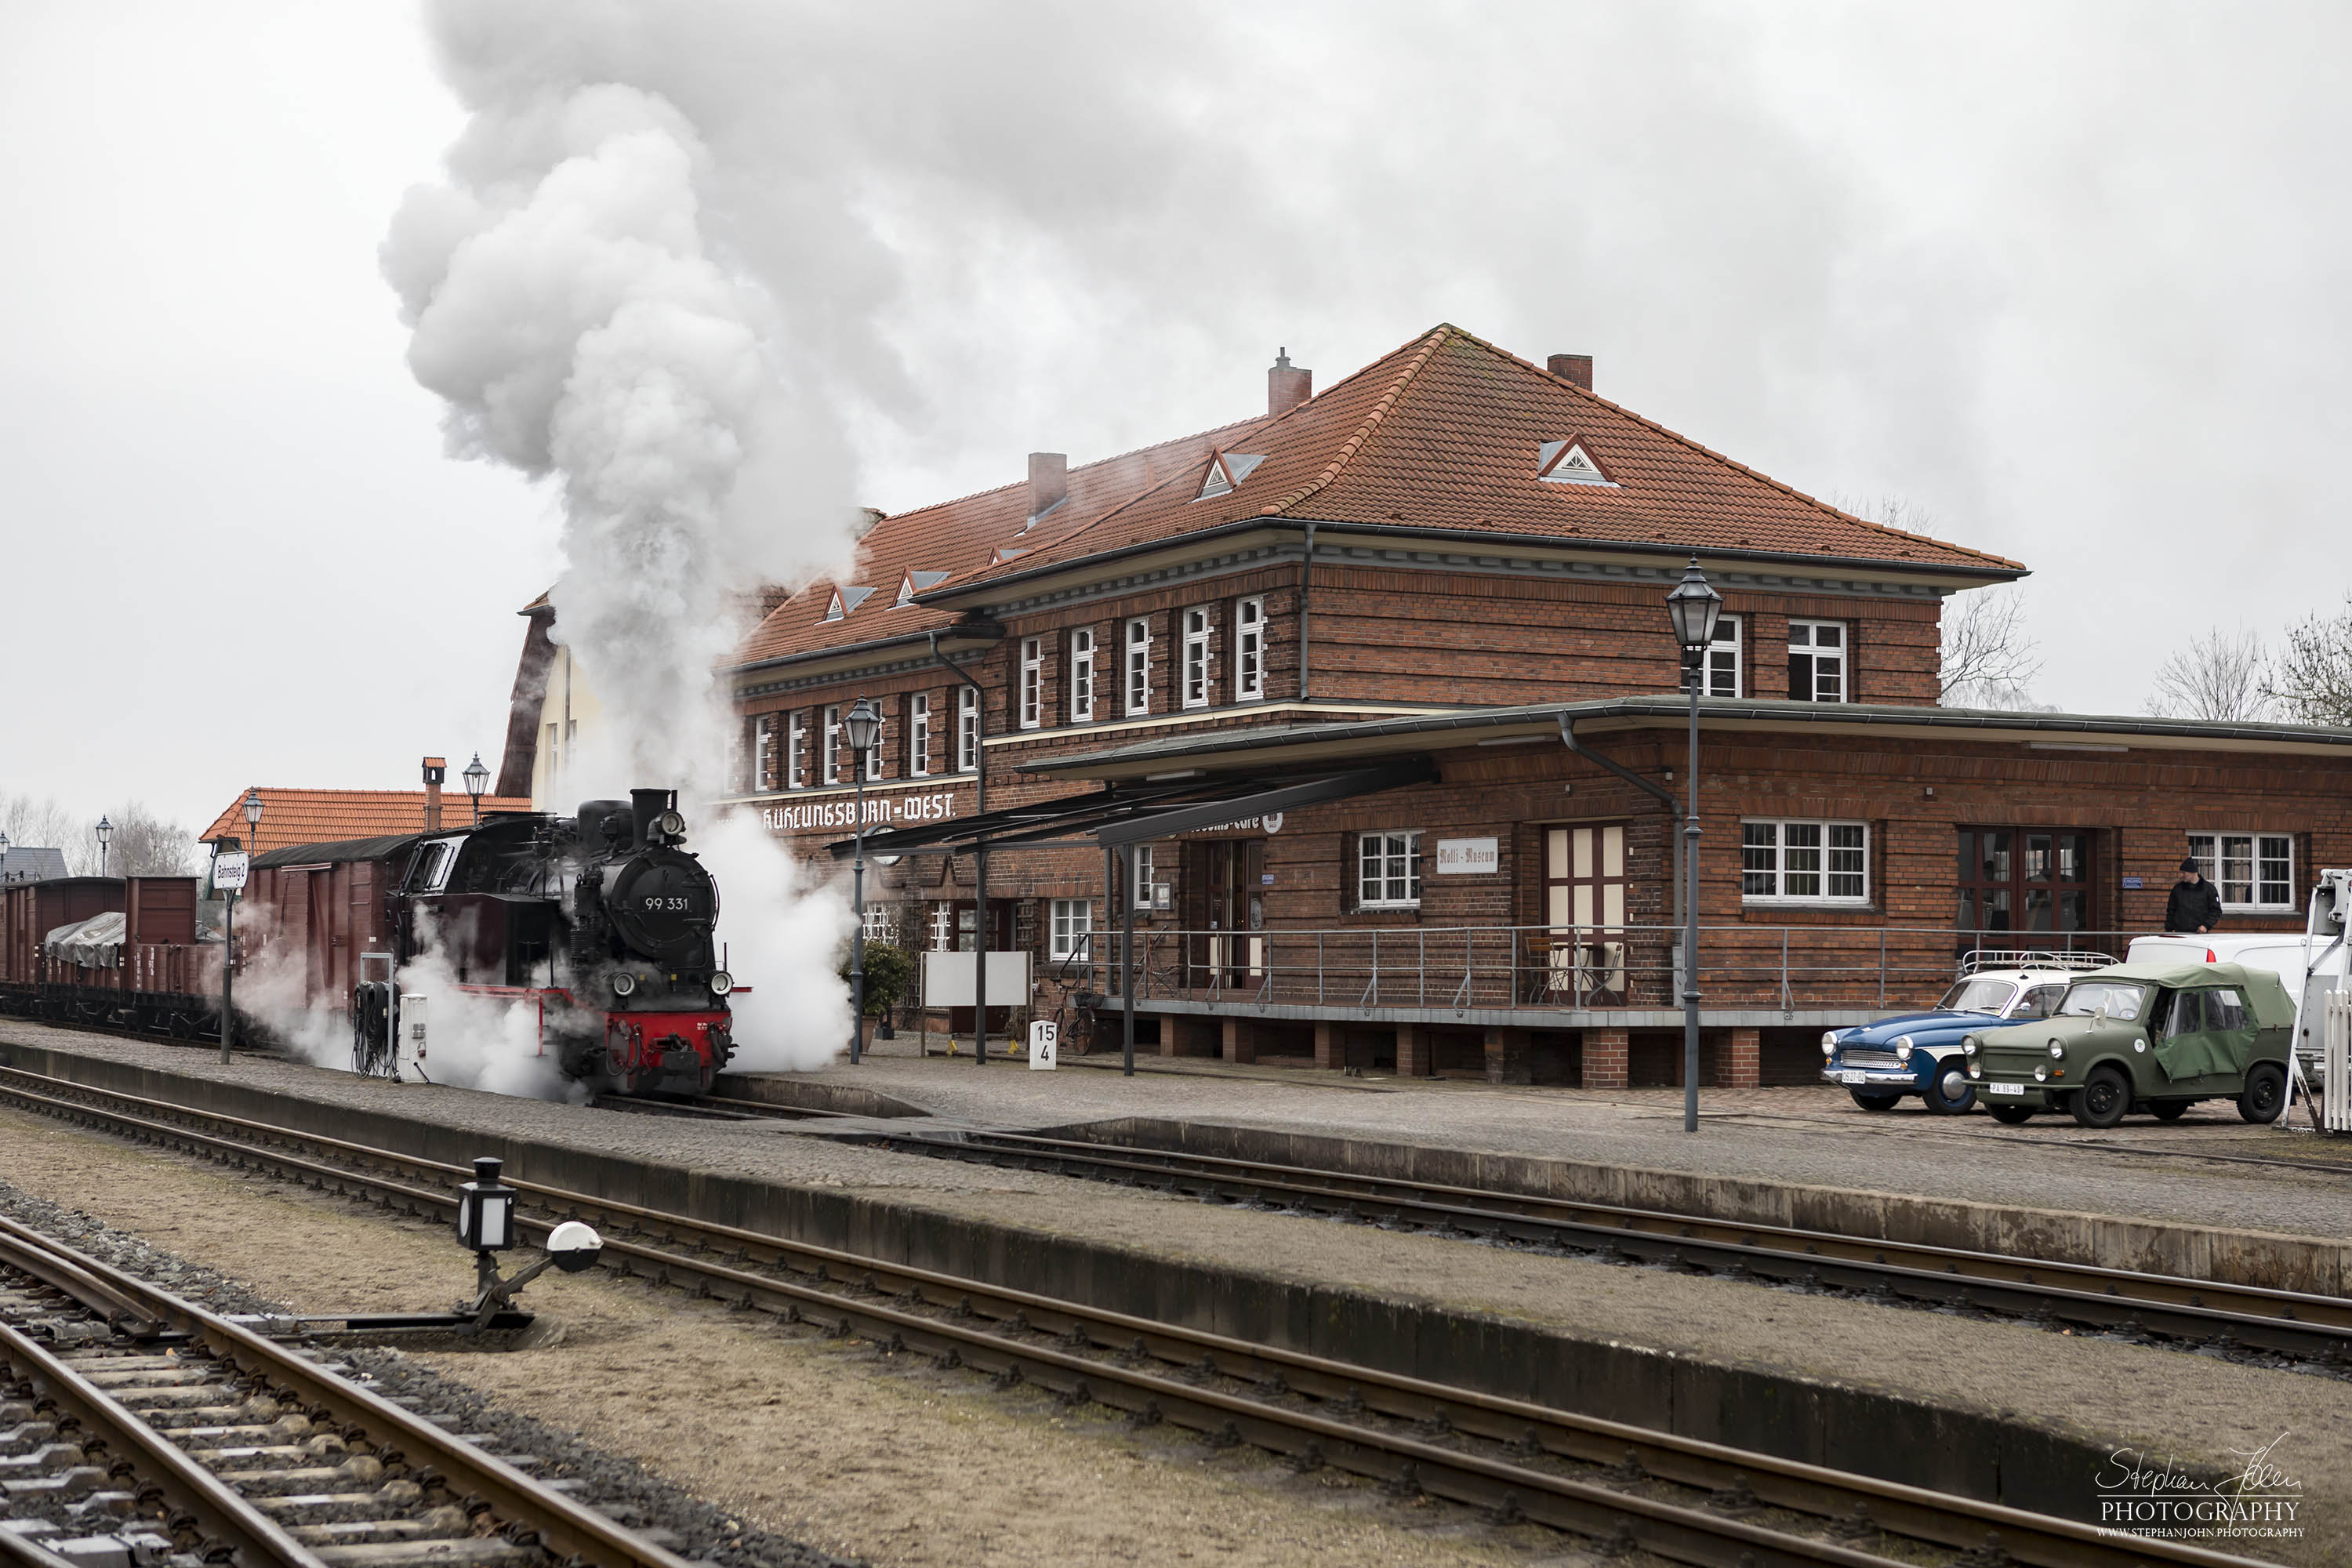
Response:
[839,940,913,1018]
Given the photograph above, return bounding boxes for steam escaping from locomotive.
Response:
[383,29,862,1069]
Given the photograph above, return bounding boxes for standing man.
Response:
[2164,856,2223,934]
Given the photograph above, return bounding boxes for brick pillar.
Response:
[1723,1028,1761,1089]
[1396,1022,1430,1077]
[1221,1016,1257,1065]
[1483,1026,1531,1085]
[1159,1015,1181,1058]
[1313,1020,1340,1070]
[1584,1028,1630,1090]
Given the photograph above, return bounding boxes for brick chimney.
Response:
[422,756,447,831]
[1268,348,1312,416]
[1547,353,1593,390]
[1026,452,1067,521]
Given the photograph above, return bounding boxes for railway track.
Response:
[0,1213,694,1568]
[0,1064,2270,1568]
[869,1128,2352,1369]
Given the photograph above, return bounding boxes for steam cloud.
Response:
[383,14,863,1076]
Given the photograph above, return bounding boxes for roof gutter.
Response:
[914,514,2024,610]
[725,622,1000,681]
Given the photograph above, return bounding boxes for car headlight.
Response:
[1893,1035,1915,1062]
[1967,1061,1981,1079]
[612,971,637,997]
[2048,1039,2065,1059]
[1963,1037,1979,1057]
[1821,1032,1838,1057]
[710,970,733,996]
[2034,1064,2049,1082]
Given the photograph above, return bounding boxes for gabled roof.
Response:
[728,416,1271,672]
[932,325,2021,598]
[199,788,532,855]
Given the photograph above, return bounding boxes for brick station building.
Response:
[721,325,2352,1087]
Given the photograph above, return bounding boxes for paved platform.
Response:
[3,1019,2347,1562]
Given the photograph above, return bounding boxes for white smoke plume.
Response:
[383,20,868,1072]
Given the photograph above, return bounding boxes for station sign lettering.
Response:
[760,792,958,833]
[212,851,251,891]
[1434,837,1499,875]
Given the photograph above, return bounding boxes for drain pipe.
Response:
[1298,522,1316,702]
[1557,713,1683,929]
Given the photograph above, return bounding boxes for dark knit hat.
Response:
[2179,857,2198,873]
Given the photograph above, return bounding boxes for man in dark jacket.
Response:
[2164,857,2223,934]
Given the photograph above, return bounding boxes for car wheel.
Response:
[2071,1065,2130,1129]
[2150,1102,2190,1122]
[1848,1090,1904,1111]
[2238,1063,2286,1124]
[1987,1105,2035,1125]
[1923,1062,1976,1116]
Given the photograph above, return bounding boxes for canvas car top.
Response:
[2070,960,2296,1029]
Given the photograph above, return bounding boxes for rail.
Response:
[1044,924,2158,1016]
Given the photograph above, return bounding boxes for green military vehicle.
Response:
[1958,961,2292,1128]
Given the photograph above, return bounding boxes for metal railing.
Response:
[1045,924,2166,1016]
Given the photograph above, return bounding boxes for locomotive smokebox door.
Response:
[1028,1019,1058,1070]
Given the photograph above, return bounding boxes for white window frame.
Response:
[1741,818,1869,906]
[1234,596,1265,702]
[927,902,953,951]
[1181,608,1210,710]
[1356,830,1424,910]
[1788,620,1848,704]
[956,687,979,773]
[753,714,775,792]
[1069,629,1095,723]
[1705,615,1741,699]
[2186,832,2296,910]
[863,709,884,781]
[1048,898,1094,961]
[1125,617,1152,717]
[822,705,841,785]
[1018,636,1044,730]
[862,906,895,944]
[909,694,930,778]
[786,711,805,789]
[1131,845,1156,909]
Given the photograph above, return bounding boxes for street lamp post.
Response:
[96,815,113,879]
[843,697,881,1065]
[1664,559,1723,1135]
[463,753,490,826]
[0,831,10,883]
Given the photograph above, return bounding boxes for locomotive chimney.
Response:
[629,787,670,851]
[421,756,447,832]
[1268,348,1311,417]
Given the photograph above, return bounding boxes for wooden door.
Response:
[1542,824,1627,1004]
[1958,829,2096,952]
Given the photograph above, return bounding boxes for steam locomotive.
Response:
[324,787,738,1096]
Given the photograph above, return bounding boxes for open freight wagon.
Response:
[0,875,222,1036]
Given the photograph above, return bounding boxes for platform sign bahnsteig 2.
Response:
[212,851,251,892]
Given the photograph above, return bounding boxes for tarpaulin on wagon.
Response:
[45,911,126,969]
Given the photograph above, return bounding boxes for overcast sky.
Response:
[5,1,2347,844]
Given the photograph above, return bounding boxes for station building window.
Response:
[1181,608,1211,709]
[908,694,930,777]
[822,705,841,785]
[786,712,805,789]
[1049,898,1094,960]
[1706,615,1741,698]
[752,714,775,792]
[1742,819,1868,905]
[1018,637,1044,729]
[957,687,979,772]
[1235,597,1265,701]
[1130,845,1157,909]
[2187,832,2295,909]
[1788,621,1847,703]
[1357,831,1423,909]
[1069,628,1095,722]
[1125,618,1152,716]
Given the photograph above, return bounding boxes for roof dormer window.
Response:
[1195,451,1268,501]
[823,585,877,622]
[1537,439,1617,488]
[895,570,951,608]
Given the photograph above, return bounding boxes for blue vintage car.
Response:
[1821,956,2111,1113]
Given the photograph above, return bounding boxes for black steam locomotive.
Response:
[351,787,737,1096]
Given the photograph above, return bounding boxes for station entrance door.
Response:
[1182,839,1265,990]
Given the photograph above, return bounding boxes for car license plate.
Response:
[1839,1070,1867,1086]
[1988,1082,2025,1097]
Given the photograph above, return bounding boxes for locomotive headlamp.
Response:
[1893,1035,1915,1063]
[709,970,734,996]
[456,1157,518,1253]
[611,971,638,997]
[657,808,686,840]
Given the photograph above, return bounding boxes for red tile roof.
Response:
[729,418,1270,671]
[199,788,532,855]
[940,325,2020,593]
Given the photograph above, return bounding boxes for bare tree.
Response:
[0,793,85,871]
[101,801,199,877]
[2263,595,2352,727]
[1939,586,2044,709]
[2147,626,2272,721]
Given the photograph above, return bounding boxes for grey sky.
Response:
[5,1,2347,841]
